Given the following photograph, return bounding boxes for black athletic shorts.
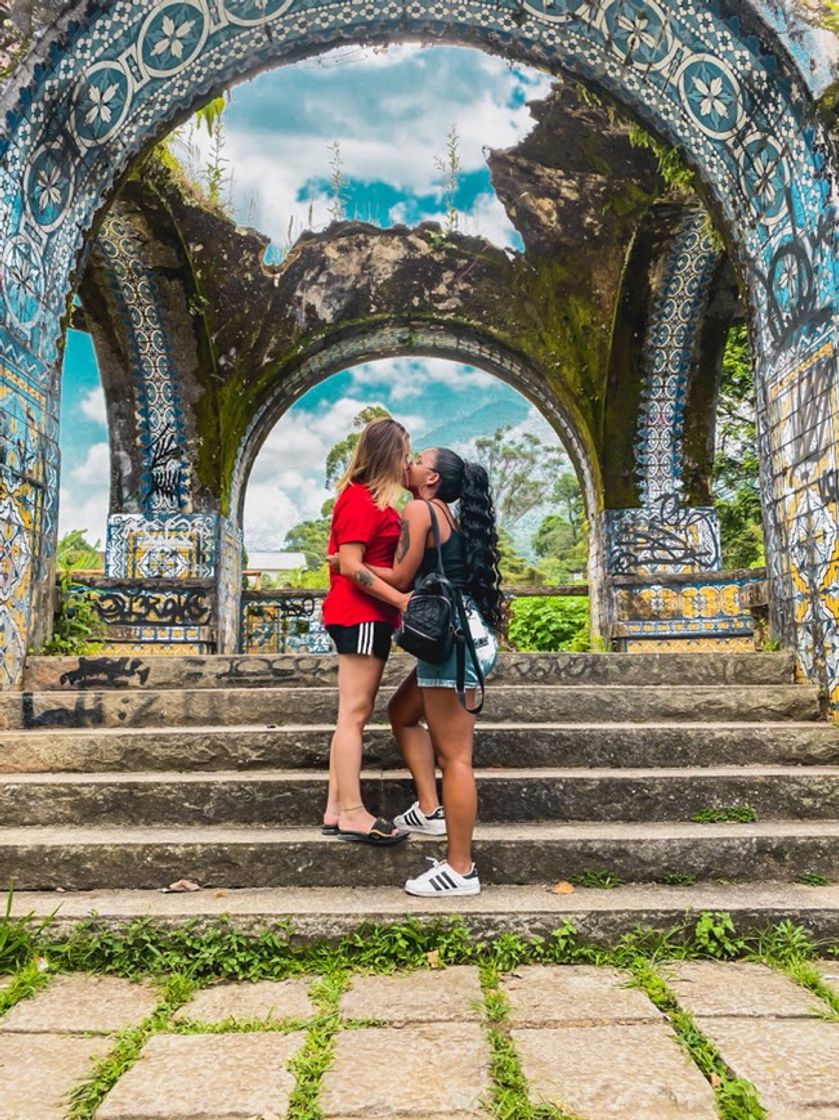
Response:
[326,622,393,661]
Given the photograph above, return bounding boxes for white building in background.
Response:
[243,551,308,588]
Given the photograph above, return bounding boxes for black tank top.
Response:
[415,506,468,589]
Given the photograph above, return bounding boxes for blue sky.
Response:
[59,45,569,554]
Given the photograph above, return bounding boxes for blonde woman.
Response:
[321,416,412,845]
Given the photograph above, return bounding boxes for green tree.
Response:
[713,325,764,568]
[475,426,568,527]
[55,530,102,572]
[324,405,391,487]
[497,527,542,586]
[283,499,334,571]
[530,471,588,582]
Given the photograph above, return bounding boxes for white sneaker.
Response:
[405,857,481,897]
[393,800,446,836]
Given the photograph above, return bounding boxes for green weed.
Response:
[0,887,54,973]
[693,912,746,960]
[479,961,578,1120]
[752,920,816,964]
[797,872,831,886]
[0,959,53,1018]
[569,869,623,890]
[660,872,697,886]
[285,968,347,1120]
[690,804,758,824]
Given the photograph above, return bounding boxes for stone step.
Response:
[3,766,839,827]
[5,722,839,774]
[11,881,839,942]
[3,820,837,890]
[21,651,796,692]
[1,683,821,730]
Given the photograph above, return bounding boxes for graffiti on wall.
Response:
[604,494,722,577]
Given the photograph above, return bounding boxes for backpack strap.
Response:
[453,590,485,715]
[424,500,446,577]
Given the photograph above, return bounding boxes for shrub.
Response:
[40,575,107,656]
[506,595,589,652]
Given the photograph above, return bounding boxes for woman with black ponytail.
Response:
[360,446,503,896]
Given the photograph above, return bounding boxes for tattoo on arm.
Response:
[396,518,410,563]
[355,568,374,588]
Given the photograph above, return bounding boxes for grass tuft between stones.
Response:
[479,961,580,1120]
[66,973,195,1120]
[627,961,767,1120]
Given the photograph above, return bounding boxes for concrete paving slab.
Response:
[513,1023,716,1119]
[502,964,661,1026]
[1,973,159,1033]
[814,959,839,997]
[0,1032,108,1119]
[665,960,824,1018]
[320,1023,489,1118]
[173,979,314,1024]
[698,1018,839,1118]
[340,966,483,1024]
[94,1032,306,1119]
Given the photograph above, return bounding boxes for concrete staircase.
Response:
[4,651,839,938]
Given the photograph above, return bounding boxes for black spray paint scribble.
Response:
[94,589,212,626]
[607,495,721,575]
[145,424,185,508]
[21,692,105,729]
[59,656,150,689]
[754,189,833,352]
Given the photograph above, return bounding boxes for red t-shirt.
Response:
[321,483,401,629]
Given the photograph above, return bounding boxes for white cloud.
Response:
[58,483,109,544]
[58,441,111,541]
[79,386,107,427]
[71,441,110,485]
[172,46,551,250]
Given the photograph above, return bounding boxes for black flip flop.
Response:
[321,823,339,836]
[338,817,409,846]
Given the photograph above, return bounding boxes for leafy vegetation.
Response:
[475,426,570,530]
[506,596,589,652]
[40,573,107,656]
[798,872,832,887]
[569,869,623,890]
[690,803,758,824]
[55,529,102,572]
[713,325,764,570]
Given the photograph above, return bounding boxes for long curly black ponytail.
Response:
[432,448,503,631]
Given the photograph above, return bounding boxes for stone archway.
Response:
[1,1,837,699]
[228,321,606,649]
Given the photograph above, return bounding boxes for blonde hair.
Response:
[336,416,407,510]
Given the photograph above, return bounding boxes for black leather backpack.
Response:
[395,501,484,713]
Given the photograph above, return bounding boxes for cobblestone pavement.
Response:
[0,962,837,1119]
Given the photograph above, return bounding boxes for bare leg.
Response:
[325,654,388,834]
[422,687,477,874]
[387,669,439,813]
